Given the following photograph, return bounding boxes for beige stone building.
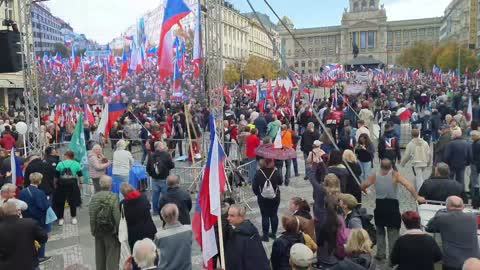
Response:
[440,0,480,49]
[279,0,442,73]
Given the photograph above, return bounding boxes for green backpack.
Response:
[95,194,116,234]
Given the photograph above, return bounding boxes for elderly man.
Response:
[146,141,175,215]
[290,243,314,270]
[426,196,480,270]
[158,175,192,225]
[0,183,27,211]
[419,163,464,202]
[444,129,472,188]
[224,204,270,270]
[89,175,121,270]
[155,203,192,270]
[130,238,158,270]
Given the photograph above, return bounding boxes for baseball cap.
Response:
[290,243,314,267]
[313,140,322,147]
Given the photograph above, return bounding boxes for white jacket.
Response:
[401,137,431,167]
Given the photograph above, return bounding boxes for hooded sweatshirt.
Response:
[402,137,431,167]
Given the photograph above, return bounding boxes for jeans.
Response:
[359,161,372,183]
[375,226,399,259]
[413,166,428,192]
[176,139,183,157]
[113,175,129,201]
[141,142,148,163]
[431,131,439,142]
[247,158,257,183]
[284,159,292,185]
[257,197,280,236]
[450,167,466,189]
[303,152,311,179]
[152,179,167,214]
[292,158,299,176]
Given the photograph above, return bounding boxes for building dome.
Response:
[277,16,294,30]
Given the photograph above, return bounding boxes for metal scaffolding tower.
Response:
[205,0,223,120]
[15,0,44,154]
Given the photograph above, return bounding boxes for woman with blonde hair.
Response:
[343,150,363,203]
[88,144,111,193]
[345,229,376,269]
[324,173,341,199]
[112,140,134,199]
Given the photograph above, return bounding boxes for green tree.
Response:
[243,56,278,81]
[224,63,240,86]
[396,41,435,71]
[53,43,70,57]
[435,42,478,72]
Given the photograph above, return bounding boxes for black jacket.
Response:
[158,186,192,225]
[271,232,305,270]
[390,233,442,270]
[121,192,157,250]
[430,112,441,131]
[472,140,480,168]
[418,177,464,202]
[344,162,363,203]
[0,216,48,270]
[224,220,270,270]
[378,130,401,161]
[444,138,472,169]
[252,167,282,199]
[146,151,175,179]
[24,157,57,196]
[434,134,451,164]
[253,117,268,138]
[301,130,320,153]
[328,166,350,194]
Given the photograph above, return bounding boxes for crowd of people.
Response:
[0,77,480,270]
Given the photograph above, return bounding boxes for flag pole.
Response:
[217,213,226,270]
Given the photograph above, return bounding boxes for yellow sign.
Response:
[469,0,478,48]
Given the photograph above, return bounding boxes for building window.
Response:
[369,0,375,8]
[352,32,358,46]
[315,60,319,67]
[353,1,359,12]
[387,31,393,45]
[315,48,320,57]
[360,31,366,49]
[294,61,299,68]
[308,60,312,67]
[301,61,305,67]
[367,31,375,49]
[361,0,367,10]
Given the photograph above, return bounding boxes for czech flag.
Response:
[97,103,126,139]
[192,115,227,269]
[158,0,191,80]
[10,148,23,189]
[121,49,129,81]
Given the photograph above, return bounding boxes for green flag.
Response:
[69,114,90,184]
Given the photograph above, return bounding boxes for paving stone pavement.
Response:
[42,149,429,270]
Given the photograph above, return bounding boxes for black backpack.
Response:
[358,208,377,246]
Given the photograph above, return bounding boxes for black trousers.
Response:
[257,196,280,236]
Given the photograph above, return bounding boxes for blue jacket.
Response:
[19,186,50,227]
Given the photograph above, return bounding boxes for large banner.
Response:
[37,0,202,107]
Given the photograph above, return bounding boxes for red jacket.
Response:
[0,133,16,151]
[246,134,260,158]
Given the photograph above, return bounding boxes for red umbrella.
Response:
[255,143,297,160]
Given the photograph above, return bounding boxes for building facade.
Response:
[31,3,63,53]
[440,0,480,49]
[109,1,278,68]
[279,0,442,73]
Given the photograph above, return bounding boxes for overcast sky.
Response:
[46,0,451,44]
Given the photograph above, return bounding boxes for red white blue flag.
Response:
[192,115,227,269]
[10,148,23,188]
[158,0,191,80]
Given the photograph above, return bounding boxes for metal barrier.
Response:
[171,166,204,192]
